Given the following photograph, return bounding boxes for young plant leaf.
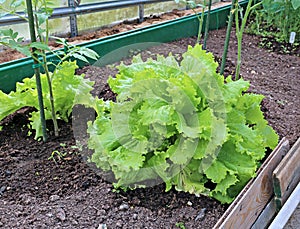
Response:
[30,42,51,51]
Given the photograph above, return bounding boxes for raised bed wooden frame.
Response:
[214,138,290,229]
[215,137,300,229]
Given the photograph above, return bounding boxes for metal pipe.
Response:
[139,4,145,23]
[68,0,78,37]
[0,0,172,26]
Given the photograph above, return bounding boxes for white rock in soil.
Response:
[119,203,129,211]
[133,213,138,220]
[56,207,66,221]
[187,201,193,206]
[46,212,53,218]
[49,194,60,202]
[98,224,107,229]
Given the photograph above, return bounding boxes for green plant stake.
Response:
[220,0,237,75]
[203,0,212,49]
[26,0,47,142]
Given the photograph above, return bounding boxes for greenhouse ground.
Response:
[0,25,299,228]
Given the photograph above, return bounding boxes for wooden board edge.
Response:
[213,138,290,229]
[273,137,300,209]
[268,182,300,229]
[273,137,300,178]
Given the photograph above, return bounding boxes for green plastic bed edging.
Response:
[0,1,248,93]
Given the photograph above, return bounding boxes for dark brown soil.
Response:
[0,25,299,228]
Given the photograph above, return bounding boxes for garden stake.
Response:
[220,0,237,75]
[203,0,212,50]
[25,0,48,142]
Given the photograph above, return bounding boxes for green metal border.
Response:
[0,1,248,93]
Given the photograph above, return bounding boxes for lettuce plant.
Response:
[87,44,278,203]
[0,61,95,139]
[0,0,98,140]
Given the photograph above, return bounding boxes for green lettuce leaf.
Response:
[0,61,95,139]
[88,44,279,204]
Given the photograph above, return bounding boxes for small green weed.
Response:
[175,222,186,229]
[48,143,79,163]
[48,150,67,164]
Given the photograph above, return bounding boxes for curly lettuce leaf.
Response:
[88,44,278,204]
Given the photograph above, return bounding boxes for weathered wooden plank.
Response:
[251,197,276,229]
[268,182,300,229]
[273,137,300,210]
[252,138,300,228]
[213,138,290,229]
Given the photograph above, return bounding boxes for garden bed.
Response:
[0,26,299,228]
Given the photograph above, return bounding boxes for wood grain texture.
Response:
[273,137,300,209]
[251,197,276,229]
[213,138,290,229]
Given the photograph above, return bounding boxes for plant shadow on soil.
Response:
[0,27,299,228]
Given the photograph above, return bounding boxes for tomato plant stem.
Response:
[33,2,59,137]
[195,6,205,44]
[234,0,262,80]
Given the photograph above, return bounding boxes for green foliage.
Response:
[0,0,26,17]
[0,29,30,56]
[175,222,186,229]
[53,37,99,64]
[0,26,98,65]
[0,61,95,139]
[292,0,300,10]
[48,143,79,163]
[48,150,67,163]
[248,0,300,43]
[87,44,278,203]
[0,0,99,139]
